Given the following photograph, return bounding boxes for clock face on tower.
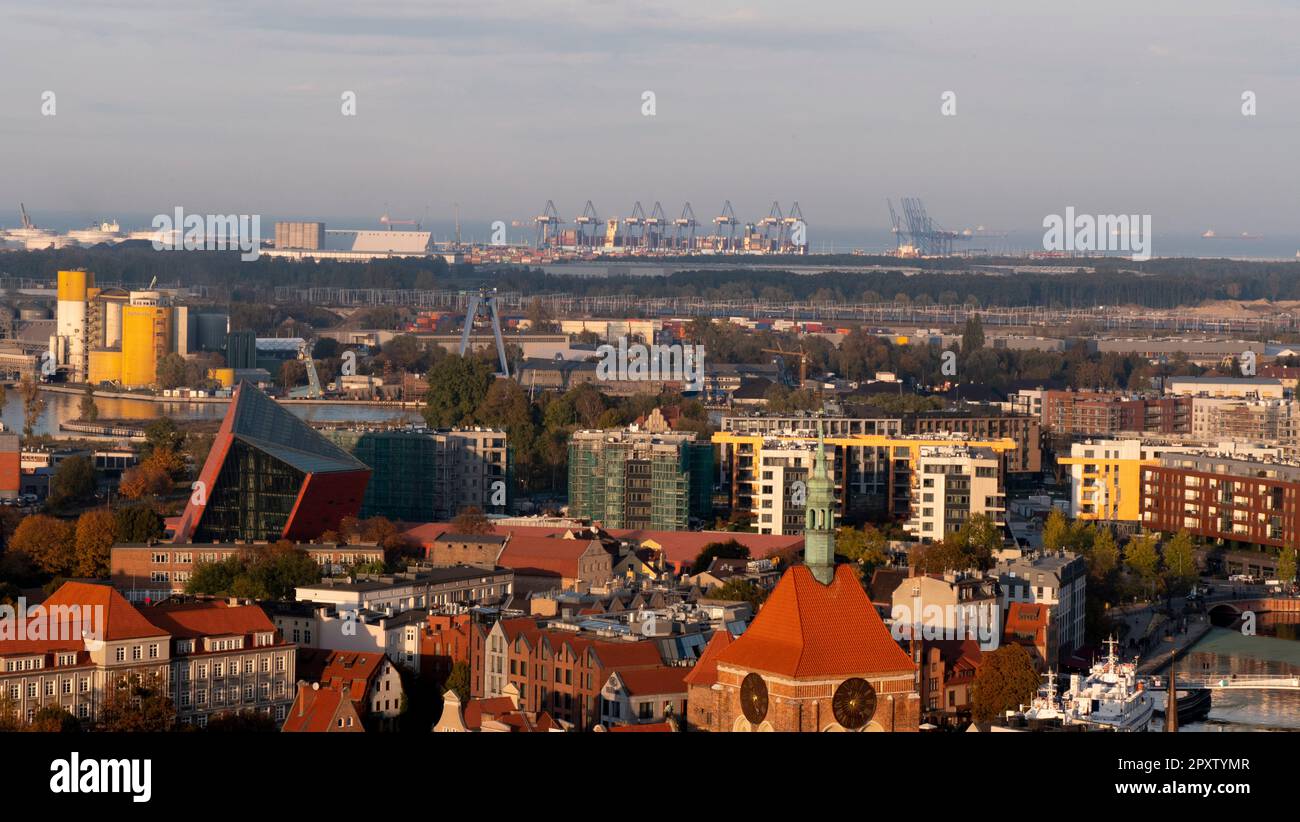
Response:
[740,673,769,724]
[832,677,877,730]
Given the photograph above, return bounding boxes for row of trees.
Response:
[4,506,164,580]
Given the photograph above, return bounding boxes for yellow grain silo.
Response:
[121,304,173,387]
[56,270,95,380]
[89,349,123,384]
[208,367,236,388]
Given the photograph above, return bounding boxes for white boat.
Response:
[1010,639,1156,732]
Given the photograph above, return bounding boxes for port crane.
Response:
[575,201,600,250]
[534,200,562,248]
[673,202,698,250]
[713,200,738,251]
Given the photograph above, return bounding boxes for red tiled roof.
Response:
[282,686,356,732]
[499,535,596,579]
[613,666,688,697]
[715,564,915,679]
[682,629,733,687]
[463,697,518,731]
[141,601,275,640]
[1004,602,1049,635]
[41,582,165,641]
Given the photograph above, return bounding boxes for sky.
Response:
[1,0,1298,240]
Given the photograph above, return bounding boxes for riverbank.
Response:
[1137,618,1212,675]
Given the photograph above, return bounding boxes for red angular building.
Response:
[172,382,371,544]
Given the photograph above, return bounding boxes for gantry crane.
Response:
[713,200,738,251]
[673,202,698,250]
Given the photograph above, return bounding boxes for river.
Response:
[1173,616,1300,732]
[1,388,421,436]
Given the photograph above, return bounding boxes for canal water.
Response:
[1173,615,1300,732]
[1,389,421,436]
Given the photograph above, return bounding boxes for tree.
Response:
[1042,509,1069,553]
[443,660,471,703]
[157,352,189,390]
[143,417,186,455]
[526,297,559,333]
[1124,533,1161,598]
[970,644,1040,723]
[9,515,76,575]
[1278,547,1298,585]
[118,462,172,499]
[835,525,888,569]
[422,355,493,428]
[709,578,768,611]
[73,509,117,578]
[961,314,985,355]
[1162,529,1199,595]
[690,540,749,575]
[96,673,177,732]
[17,375,44,439]
[49,455,98,508]
[205,710,280,732]
[79,384,99,422]
[114,505,165,542]
[30,705,80,733]
[450,507,493,535]
[1088,526,1119,581]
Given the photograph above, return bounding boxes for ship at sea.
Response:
[1202,229,1263,240]
[1009,639,1156,732]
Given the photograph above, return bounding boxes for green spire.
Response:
[804,420,836,584]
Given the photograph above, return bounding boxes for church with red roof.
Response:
[696,426,920,732]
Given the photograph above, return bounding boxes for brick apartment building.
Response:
[1041,390,1190,437]
[470,617,668,730]
[1142,452,1300,549]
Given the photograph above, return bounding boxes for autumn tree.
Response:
[835,525,889,570]
[96,673,177,732]
[1160,529,1199,595]
[1124,533,1162,598]
[17,375,44,439]
[451,506,493,536]
[79,384,99,422]
[49,455,97,507]
[9,515,76,575]
[1042,509,1069,553]
[443,660,471,703]
[709,578,768,611]
[1278,547,1298,585]
[971,644,1040,724]
[114,505,165,542]
[73,509,118,578]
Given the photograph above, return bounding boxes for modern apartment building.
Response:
[995,551,1086,668]
[1190,397,1299,452]
[1142,452,1300,549]
[325,426,511,521]
[905,445,1006,540]
[905,409,1042,474]
[1060,438,1282,523]
[1164,376,1285,400]
[713,431,1016,534]
[568,424,713,531]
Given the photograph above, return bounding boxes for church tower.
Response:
[804,422,836,584]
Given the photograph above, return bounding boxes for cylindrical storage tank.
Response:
[57,270,94,377]
[121,305,172,387]
[104,300,124,348]
[89,349,123,385]
[209,367,236,388]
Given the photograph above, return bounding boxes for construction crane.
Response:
[534,200,562,248]
[575,201,600,250]
[673,202,698,250]
[762,346,810,387]
[19,203,33,230]
[713,200,738,251]
[624,201,647,250]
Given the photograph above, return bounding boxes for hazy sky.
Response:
[1,0,1298,236]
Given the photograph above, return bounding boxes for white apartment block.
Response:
[905,446,1004,541]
